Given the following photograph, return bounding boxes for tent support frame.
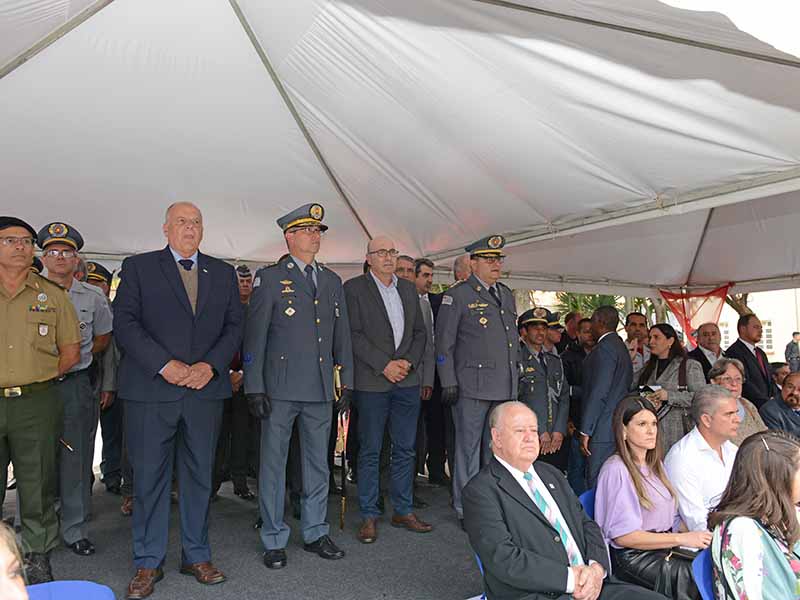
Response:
[228,0,372,241]
[473,0,800,69]
[0,0,114,80]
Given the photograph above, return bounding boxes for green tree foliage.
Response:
[554,292,623,318]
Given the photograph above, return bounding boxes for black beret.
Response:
[0,216,37,239]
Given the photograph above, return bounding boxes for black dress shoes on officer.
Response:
[24,552,53,584]
[233,482,255,501]
[303,535,345,560]
[263,549,287,569]
[66,538,95,556]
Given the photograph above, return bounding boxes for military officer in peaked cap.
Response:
[85,261,129,502]
[38,223,113,557]
[0,216,81,583]
[517,307,571,471]
[434,234,518,525]
[243,203,353,569]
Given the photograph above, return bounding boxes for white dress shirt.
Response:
[495,456,593,593]
[699,345,722,367]
[739,338,759,357]
[369,271,404,350]
[664,427,738,531]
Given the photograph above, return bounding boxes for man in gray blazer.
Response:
[344,236,431,544]
[244,204,353,570]
[760,371,800,436]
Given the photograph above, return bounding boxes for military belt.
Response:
[1,379,55,398]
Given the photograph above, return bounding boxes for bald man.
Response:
[344,236,431,544]
[114,202,244,598]
[463,402,662,600]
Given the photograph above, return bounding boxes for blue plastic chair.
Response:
[27,581,115,600]
[474,553,487,600]
[692,548,714,600]
[579,488,596,519]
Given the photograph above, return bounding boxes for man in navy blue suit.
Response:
[113,202,244,599]
[578,305,633,488]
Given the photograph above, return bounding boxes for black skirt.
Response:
[610,546,700,600]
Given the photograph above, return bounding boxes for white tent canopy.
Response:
[2,0,799,294]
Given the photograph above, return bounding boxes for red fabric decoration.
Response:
[659,284,731,349]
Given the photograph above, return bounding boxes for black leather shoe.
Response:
[303,535,345,560]
[24,552,53,584]
[66,538,95,556]
[253,516,263,530]
[263,549,287,569]
[234,485,255,501]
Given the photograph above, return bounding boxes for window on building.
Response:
[757,319,774,353]
[720,322,731,348]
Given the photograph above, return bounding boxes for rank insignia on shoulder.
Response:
[442,295,453,306]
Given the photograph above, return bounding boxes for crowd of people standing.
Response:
[2,205,800,600]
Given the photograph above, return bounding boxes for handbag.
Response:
[610,545,700,600]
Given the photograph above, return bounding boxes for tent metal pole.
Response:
[473,0,800,69]
[427,166,800,262]
[0,0,114,80]
[684,208,715,287]
[228,0,372,241]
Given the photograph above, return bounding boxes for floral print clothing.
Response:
[712,516,800,599]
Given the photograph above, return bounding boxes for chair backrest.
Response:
[692,548,715,600]
[579,488,596,520]
[474,553,487,600]
[27,581,115,600]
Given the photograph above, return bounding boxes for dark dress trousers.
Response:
[113,247,244,569]
[580,332,632,487]
[344,273,426,518]
[725,339,777,409]
[463,458,663,600]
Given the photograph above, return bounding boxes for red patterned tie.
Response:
[756,349,768,378]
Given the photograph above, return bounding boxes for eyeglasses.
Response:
[716,376,744,385]
[289,226,324,235]
[0,236,34,247]
[368,249,399,258]
[44,249,77,259]
[477,256,504,264]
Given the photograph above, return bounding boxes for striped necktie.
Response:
[523,471,583,566]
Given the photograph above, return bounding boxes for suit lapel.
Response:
[491,459,553,531]
[194,253,211,318]
[159,247,193,316]
[284,257,313,298]
[364,273,392,330]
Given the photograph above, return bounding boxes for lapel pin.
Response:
[202,268,208,273]
[548,483,555,489]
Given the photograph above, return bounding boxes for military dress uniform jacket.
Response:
[518,341,570,436]
[435,275,519,401]
[243,256,353,402]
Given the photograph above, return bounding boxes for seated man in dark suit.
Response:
[463,402,663,600]
[688,322,724,382]
[760,372,800,436]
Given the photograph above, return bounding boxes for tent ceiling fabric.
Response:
[1,0,798,295]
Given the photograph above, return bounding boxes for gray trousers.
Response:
[57,371,94,544]
[259,400,331,550]
[451,396,508,518]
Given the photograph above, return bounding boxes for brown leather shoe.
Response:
[127,567,163,599]
[391,512,433,533]
[121,496,133,517]
[357,518,377,544]
[179,561,227,585]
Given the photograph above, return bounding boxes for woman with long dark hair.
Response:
[595,395,708,600]
[635,324,706,451]
[708,430,800,599]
